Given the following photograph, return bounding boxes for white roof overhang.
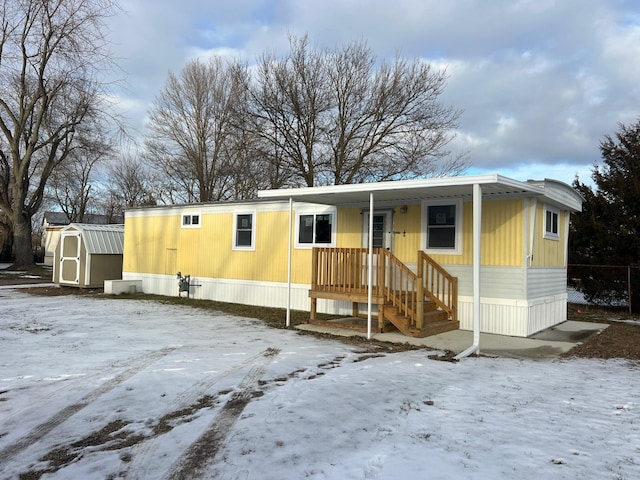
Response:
[257,174,582,211]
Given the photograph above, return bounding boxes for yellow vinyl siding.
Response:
[125,209,315,284]
[336,208,363,248]
[427,199,524,267]
[197,210,292,283]
[124,215,181,274]
[481,199,524,267]
[124,198,530,283]
[392,204,422,264]
[533,205,566,267]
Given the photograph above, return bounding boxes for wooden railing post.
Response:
[452,277,458,322]
[311,247,318,289]
[416,281,424,329]
[377,249,385,296]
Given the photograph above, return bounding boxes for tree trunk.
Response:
[0,235,12,262]
[12,211,35,268]
[0,220,12,262]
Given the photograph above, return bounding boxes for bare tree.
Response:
[48,153,97,222]
[106,152,155,216]
[146,57,249,202]
[0,0,118,267]
[326,43,466,184]
[248,35,466,186]
[247,35,332,187]
[143,35,466,199]
[225,75,299,198]
[47,131,112,221]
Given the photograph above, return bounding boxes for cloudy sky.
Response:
[107,0,640,186]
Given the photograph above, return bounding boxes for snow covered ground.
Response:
[1,288,639,480]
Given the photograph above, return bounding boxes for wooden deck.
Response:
[309,248,459,338]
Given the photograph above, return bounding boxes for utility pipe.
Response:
[528,198,537,266]
[455,183,482,359]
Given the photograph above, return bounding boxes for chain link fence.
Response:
[567,264,640,313]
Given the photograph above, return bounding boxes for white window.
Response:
[422,199,462,254]
[233,212,255,250]
[181,213,200,228]
[544,205,560,240]
[296,211,335,248]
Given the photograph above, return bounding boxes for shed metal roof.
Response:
[61,224,124,255]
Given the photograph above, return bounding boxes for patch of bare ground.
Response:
[0,265,52,286]
[564,304,640,360]
[20,285,99,296]
[561,321,640,360]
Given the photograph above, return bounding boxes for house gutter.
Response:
[455,183,482,359]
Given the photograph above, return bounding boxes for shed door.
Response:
[59,232,81,284]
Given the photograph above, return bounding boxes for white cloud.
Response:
[104,0,640,184]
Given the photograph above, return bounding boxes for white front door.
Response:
[59,232,81,284]
[362,210,394,251]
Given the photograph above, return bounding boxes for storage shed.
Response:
[53,223,124,288]
[41,211,123,266]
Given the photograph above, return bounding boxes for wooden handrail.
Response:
[311,247,384,295]
[418,251,458,322]
[381,249,422,328]
[311,248,458,328]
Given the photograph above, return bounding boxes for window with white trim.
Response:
[182,213,200,228]
[233,212,255,250]
[296,212,335,247]
[544,205,560,240]
[422,199,462,254]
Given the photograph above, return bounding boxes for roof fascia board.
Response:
[258,174,507,199]
[125,199,294,218]
[258,174,545,202]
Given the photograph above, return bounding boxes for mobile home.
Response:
[122,175,582,338]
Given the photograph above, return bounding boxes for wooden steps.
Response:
[382,301,459,338]
[309,247,459,339]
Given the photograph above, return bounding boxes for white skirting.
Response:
[122,272,354,315]
[457,293,568,337]
[123,272,568,338]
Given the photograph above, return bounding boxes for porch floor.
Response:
[295,320,610,359]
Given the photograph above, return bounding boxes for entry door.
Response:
[59,232,81,284]
[362,211,394,251]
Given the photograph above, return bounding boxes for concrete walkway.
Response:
[295,320,610,359]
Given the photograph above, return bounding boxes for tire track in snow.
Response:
[123,347,281,479]
[163,347,280,480]
[0,346,177,464]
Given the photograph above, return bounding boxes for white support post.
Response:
[286,197,293,327]
[472,183,482,354]
[367,193,374,340]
